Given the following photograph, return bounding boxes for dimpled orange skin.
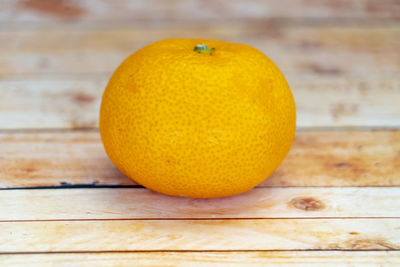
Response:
[100,38,296,198]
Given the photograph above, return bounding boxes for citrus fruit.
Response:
[100,39,296,198]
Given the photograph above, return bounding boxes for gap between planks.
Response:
[2,185,400,191]
[2,19,400,31]
[1,250,400,253]
[2,126,400,134]
[2,218,400,223]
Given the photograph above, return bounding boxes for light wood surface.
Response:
[1,130,399,187]
[1,219,399,252]
[1,0,399,24]
[1,24,399,76]
[1,75,399,129]
[1,187,400,220]
[1,0,399,265]
[2,251,400,267]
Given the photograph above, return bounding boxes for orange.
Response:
[100,39,296,198]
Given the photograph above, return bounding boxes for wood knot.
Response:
[334,162,351,167]
[19,0,86,19]
[72,93,95,104]
[289,197,325,211]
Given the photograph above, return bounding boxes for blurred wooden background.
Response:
[1,0,399,128]
[1,0,400,266]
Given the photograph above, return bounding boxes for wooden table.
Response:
[1,0,400,266]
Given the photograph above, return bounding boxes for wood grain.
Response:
[1,187,399,220]
[0,130,126,187]
[1,24,399,76]
[1,0,399,264]
[0,78,103,129]
[1,0,399,24]
[1,130,399,188]
[2,251,400,267]
[1,219,399,252]
[1,76,399,129]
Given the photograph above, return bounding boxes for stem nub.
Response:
[193,44,215,55]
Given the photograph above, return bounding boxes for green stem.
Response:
[193,44,215,55]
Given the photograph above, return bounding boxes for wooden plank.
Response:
[1,187,399,220]
[0,24,399,76]
[0,78,104,129]
[0,130,128,187]
[0,219,399,252]
[2,251,400,267]
[1,75,399,129]
[1,0,399,24]
[293,76,400,127]
[0,130,399,188]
